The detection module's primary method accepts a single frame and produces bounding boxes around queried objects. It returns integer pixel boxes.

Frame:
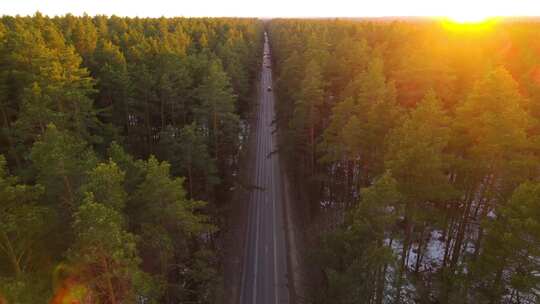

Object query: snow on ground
[384,263,417,304]
[424,230,445,269]
[388,229,446,272]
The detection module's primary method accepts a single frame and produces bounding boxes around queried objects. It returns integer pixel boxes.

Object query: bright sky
[0,0,539,18]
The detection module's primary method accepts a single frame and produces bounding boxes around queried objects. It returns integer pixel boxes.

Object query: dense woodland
[269,19,540,303]
[0,13,263,303]
[3,13,540,304]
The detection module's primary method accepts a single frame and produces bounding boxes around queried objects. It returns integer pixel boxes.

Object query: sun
[443,3,497,24]
[440,13,499,32]
[447,13,491,23]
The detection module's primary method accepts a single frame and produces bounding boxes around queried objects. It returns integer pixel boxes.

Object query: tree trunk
[213,111,219,160]
[123,95,131,144]
[450,191,473,270]
[490,261,506,304]
[310,122,315,177]
[161,93,165,130]
[344,159,349,206]
[0,233,22,278]
[376,237,392,304]
[414,226,426,273]
[188,163,193,198]
[0,106,22,170]
[145,95,152,155]
[61,160,75,207]
[101,255,118,304]
[401,206,414,271]
[443,215,455,268]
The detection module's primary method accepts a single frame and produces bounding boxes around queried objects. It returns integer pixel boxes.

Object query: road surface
[239,33,289,304]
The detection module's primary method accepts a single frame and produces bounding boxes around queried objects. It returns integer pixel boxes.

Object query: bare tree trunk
[0,233,22,278]
[443,215,455,268]
[0,106,22,169]
[213,111,218,160]
[310,123,315,177]
[101,255,118,304]
[376,237,393,304]
[490,261,506,304]
[145,95,152,155]
[401,209,413,271]
[188,163,193,198]
[450,191,473,270]
[61,160,75,207]
[161,96,165,130]
[414,226,426,273]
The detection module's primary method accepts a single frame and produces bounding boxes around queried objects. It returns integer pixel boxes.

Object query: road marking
[265,54,279,304]
[252,94,263,304]
[240,37,285,304]
[253,196,260,304]
[252,67,264,303]
[239,184,252,304]
[270,112,279,304]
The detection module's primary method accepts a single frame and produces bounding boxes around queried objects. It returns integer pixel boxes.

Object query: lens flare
[50,278,89,304]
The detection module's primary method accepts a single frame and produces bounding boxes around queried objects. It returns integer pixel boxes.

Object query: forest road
[239,33,290,304]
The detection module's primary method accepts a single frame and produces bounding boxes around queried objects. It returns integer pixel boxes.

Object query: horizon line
[1,11,540,20]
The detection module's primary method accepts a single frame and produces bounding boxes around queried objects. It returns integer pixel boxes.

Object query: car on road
[266,65,271,68]
[267,86,272,91]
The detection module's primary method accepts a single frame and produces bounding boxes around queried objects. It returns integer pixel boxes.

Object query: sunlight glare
[447,13,491,23]
[443,2,497,24]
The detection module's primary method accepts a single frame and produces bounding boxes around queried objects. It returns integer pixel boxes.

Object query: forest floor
[280,152,308,303]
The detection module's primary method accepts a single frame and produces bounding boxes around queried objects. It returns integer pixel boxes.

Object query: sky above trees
[0,0,539,18]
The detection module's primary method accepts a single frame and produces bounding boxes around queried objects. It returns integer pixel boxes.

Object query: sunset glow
[2,0,540,303]
[446,13,491,23]
[0,0,539,17]
[439,16,499,32]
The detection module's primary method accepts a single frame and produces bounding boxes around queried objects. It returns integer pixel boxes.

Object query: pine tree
[93,39,131,135]
[30,124,97,209]
[194,58,239,164]
[70,193,144,304]
[158,123,218,199]
[0,155,47,278]
[11,23,98,144]
[449,67,534,270]
[315,172,401,304]
[291,59,325,176]
[385,90,452,203]
[472,181,540,303]
[131,156,214,302]
[79,160,127,211]
[385,91,454,270]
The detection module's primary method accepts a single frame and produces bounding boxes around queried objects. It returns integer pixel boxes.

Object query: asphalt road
[239,33,289,304]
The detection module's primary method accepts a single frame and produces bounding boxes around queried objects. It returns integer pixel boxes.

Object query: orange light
[50,277,89,304]
[439,17,499,32]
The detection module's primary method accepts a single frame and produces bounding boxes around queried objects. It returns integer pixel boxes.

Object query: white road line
[253,89,263,304]
[253,66,264,304]
[239,181,252,304]
[241,36,282,304]
[250,55,266,304]
[270,99,279,304]
[253,194,260,304]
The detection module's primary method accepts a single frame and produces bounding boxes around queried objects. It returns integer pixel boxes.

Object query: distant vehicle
[267,86,272,91]
[266,65,271,68]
